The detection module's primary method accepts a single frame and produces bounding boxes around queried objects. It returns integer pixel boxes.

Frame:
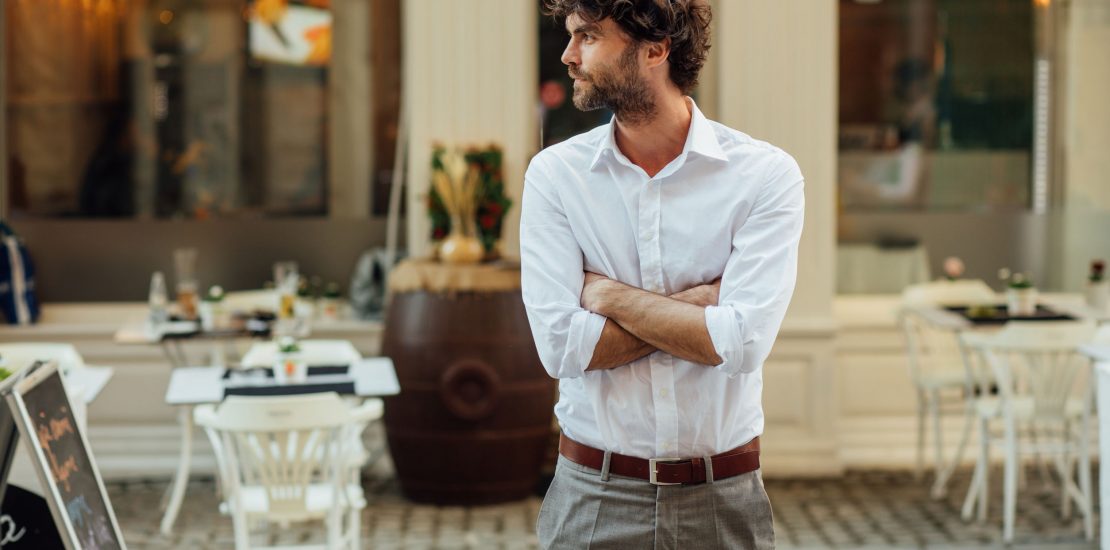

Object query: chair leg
[963,417,988,521]
[327,509,342,550]
[929,392,945,485]
[1058,451,1073,520]
[231,507,251,550]
[978,419,991,523]
[1003,429,1018,543]
[936,400,975,500]
[349,505,362,550]
[1079,426,1094,541]
[916,393,927,481]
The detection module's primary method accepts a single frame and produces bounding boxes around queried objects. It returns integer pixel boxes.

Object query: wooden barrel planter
[382,262,555,505]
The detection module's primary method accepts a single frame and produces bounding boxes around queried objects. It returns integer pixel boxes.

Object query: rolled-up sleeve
[519,157,606,379]
[704,154,805,377]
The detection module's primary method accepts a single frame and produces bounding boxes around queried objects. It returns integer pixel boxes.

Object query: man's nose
[561,41,577,66]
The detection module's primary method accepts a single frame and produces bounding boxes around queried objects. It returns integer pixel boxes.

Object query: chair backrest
[973,321,1097,420]
[901,279,997,306]
[196,393,353,519]
[899,280,995,387]
[0,343,84,373]
[901,309,966,386]
[1093,324,1110,344]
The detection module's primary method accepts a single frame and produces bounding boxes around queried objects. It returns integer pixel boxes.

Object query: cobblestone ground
[109,455,1099,549]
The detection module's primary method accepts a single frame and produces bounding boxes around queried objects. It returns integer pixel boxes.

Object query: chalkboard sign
[0,385,18,509]
[5,362,125,550]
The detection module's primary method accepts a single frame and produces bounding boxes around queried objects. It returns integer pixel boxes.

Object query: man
[520,1,804,548]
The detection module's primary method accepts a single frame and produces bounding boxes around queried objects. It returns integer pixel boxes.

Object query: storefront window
[3,0,398,219]
[839,0,1034,211]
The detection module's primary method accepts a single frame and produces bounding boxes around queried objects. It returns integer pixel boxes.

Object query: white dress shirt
[520,99,804,459]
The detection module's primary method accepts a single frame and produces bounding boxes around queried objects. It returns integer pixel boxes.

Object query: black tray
[224,381,356,397]
[222,365,350,379]
[944,304,1076,325]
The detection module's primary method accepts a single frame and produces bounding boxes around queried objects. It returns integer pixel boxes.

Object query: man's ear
[644,37,671,69]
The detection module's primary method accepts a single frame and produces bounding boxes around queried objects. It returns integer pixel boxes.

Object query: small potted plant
[1087,259,1108,312]
[274,336,307,384]
[198,285,225,332]
[1002,269,1037,317]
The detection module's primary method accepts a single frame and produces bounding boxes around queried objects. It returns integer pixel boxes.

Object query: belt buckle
[648,457,683,486]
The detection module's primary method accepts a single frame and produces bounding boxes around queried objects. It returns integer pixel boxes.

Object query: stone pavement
[108,455,1099,549]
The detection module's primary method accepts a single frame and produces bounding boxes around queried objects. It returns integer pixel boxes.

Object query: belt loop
[600,451,612,482]
[704,455,714,484]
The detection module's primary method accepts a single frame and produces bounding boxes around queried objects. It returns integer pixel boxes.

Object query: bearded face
[568,42,657,124]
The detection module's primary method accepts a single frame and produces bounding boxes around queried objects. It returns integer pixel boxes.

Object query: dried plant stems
[433,149,481,237]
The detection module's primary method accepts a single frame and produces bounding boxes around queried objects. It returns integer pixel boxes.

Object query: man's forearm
[592,281,722,366]
[586,319,656,371]
[584,279,720,370]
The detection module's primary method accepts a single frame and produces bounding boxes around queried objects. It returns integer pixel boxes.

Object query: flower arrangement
[943,256,965,281]
[997,268,1033,289]
[427,145,511,259]
[1088,259,1109,311]
[1090,260,1105,283]
[278,336,301,354]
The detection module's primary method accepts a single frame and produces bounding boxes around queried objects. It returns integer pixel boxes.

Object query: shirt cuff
[704,305,746,377]
[564,310,607,377]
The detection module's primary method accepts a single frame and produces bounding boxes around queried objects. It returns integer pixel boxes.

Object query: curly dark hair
[543,0,712,94]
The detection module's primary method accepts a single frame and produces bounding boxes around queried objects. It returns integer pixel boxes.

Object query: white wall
[403,0,539,260]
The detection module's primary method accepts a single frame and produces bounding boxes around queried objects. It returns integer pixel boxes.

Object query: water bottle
[149,271,169,325]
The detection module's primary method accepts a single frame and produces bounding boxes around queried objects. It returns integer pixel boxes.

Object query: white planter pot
[274,354,307,384]
[1007,287,1038,317]
[1087,281,1110,312]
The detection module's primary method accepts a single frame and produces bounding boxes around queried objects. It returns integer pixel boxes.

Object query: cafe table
[901,296,1105,496]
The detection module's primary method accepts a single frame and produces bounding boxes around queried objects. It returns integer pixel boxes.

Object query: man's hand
[671,278,722,307]
[581,272,613,312]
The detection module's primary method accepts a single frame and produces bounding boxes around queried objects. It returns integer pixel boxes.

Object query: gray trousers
[536,455,775,549]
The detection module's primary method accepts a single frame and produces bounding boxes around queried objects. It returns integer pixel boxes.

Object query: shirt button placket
[643,179,678,455]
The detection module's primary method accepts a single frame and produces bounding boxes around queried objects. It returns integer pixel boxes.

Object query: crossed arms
[581,273,723,370]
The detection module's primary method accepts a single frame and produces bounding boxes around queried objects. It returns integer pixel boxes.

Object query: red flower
[487,202,502,216]
[432,227,447,239]
[480,215,496,230]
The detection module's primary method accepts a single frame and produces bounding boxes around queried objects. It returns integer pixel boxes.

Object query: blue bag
[0,222,40,325]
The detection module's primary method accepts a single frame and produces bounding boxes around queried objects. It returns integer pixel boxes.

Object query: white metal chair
[898,279,997,497]
[195,393,381,550]
[238,340,385,476]
[959,321,1096,543]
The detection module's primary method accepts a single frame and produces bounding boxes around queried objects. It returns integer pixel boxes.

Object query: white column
[328,0,373,218]
[714,1,841,475]
[1060,0,1110,290]
[402,0,539,259]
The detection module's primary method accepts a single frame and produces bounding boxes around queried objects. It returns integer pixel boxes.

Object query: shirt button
[659,388,669,398]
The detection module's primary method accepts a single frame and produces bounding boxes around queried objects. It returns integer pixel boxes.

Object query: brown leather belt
[559,434,760,485]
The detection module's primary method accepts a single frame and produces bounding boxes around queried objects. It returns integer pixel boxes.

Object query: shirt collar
[589,97,728,171]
